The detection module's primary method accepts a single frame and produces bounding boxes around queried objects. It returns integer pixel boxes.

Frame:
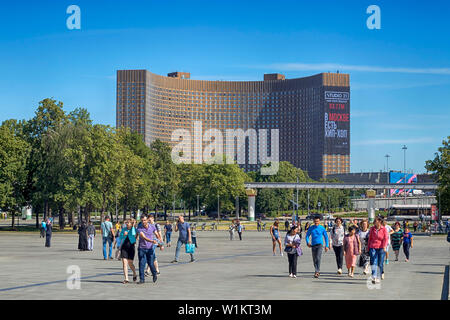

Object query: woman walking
[358,220,371,275]
[78,221,88,251]
[343,225,361,277]
[270,219,283,256]
[120,219,138,284]
[284,225,302,278]
[229,221,236,240]
[329,217,345,274]
[402,226,413,262]
[368,217,389,284]
[391,222,403,261]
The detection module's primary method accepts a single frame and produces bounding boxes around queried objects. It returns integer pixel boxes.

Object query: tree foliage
[425,136,450,214]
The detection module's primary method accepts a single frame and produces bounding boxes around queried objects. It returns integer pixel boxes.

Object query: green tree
[255,162,309,216]
[88,125,126,222]
[0,122,30,228]
[150,140,180,215]
[425,136,450,215]
[24,98,67,227]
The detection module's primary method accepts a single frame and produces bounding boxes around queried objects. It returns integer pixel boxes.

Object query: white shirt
[330,225,345,246]
[285,233,301,246]
[384,225,393,246]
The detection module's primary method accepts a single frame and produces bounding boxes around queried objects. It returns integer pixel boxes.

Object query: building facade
[116,70,350,179]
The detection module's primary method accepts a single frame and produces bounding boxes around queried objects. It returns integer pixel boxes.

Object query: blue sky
[0,0,449,174]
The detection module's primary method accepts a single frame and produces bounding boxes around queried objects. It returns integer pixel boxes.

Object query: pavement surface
[0,230,448,300]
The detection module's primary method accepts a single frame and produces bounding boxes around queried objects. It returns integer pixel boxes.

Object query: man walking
[45,218,52,247]
[171,215,195,263]
[236,220,243,241]
[87,221,96,251]
[305,215,329,278]
[137,214,158,284]
[101,216,115,260]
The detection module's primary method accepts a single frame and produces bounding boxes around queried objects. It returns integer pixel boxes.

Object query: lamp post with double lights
[402,145,407,204]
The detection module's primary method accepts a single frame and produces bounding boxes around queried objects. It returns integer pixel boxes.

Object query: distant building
[326,171,437,195]
[326,171,436,184]
[117,69,350,179]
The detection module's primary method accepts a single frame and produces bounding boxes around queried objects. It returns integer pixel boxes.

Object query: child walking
[343,225,361,277]
[402,227,413,262]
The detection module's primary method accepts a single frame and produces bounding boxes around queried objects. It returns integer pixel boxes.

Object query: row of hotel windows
[117,85,321,100]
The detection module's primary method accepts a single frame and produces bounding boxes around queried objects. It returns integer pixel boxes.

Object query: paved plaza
[0,230,448,300]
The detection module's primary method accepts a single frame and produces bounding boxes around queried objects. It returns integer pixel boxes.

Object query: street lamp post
[296,177,299,220]
[217,194,220,225]
[196,195,200,224]
[385,154,390,201]
[402,145,407,204]
[173,194,176,222]
[307,189,310,216]
[115,194,118,223]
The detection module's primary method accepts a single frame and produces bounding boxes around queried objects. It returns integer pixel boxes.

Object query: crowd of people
[276,215,415,284]
[38,212,422,286]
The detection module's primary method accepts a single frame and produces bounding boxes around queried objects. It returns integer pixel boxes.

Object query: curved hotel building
[116,70,350,179]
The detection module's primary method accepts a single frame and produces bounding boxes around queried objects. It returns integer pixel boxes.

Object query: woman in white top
[284,225,301,278]
[358,220,371,274]
[329,217,345,274]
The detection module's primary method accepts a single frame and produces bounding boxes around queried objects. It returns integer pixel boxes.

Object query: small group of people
[329,217,370,277]
[77,221,96,251]
[229,219,243,241]
[98,214,196,284]
[40,218,53,247]
[273,214,414,284]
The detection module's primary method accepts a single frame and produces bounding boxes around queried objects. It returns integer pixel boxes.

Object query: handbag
[185,243,195,254]
[358,253,369,267]
[284,246,294,254]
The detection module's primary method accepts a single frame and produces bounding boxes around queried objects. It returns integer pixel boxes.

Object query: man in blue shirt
[101,216,115,260]
[306,215,329,278]
[171,215,195,263]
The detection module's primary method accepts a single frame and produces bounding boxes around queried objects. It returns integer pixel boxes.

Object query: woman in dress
[120,219,138,284]
[77,221,88,251]
[343,225,361,277]
[270,219,283,256]
[391,222,403,261]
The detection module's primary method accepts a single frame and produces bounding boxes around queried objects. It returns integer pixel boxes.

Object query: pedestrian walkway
[0,231,447,299]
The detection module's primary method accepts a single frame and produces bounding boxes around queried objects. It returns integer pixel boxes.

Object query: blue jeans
[138,247,156,282]
[175,239,194,261]
[102,237,113,259]
[369,248,386,279]
[166,232,172,244]
[311,244,323,273]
